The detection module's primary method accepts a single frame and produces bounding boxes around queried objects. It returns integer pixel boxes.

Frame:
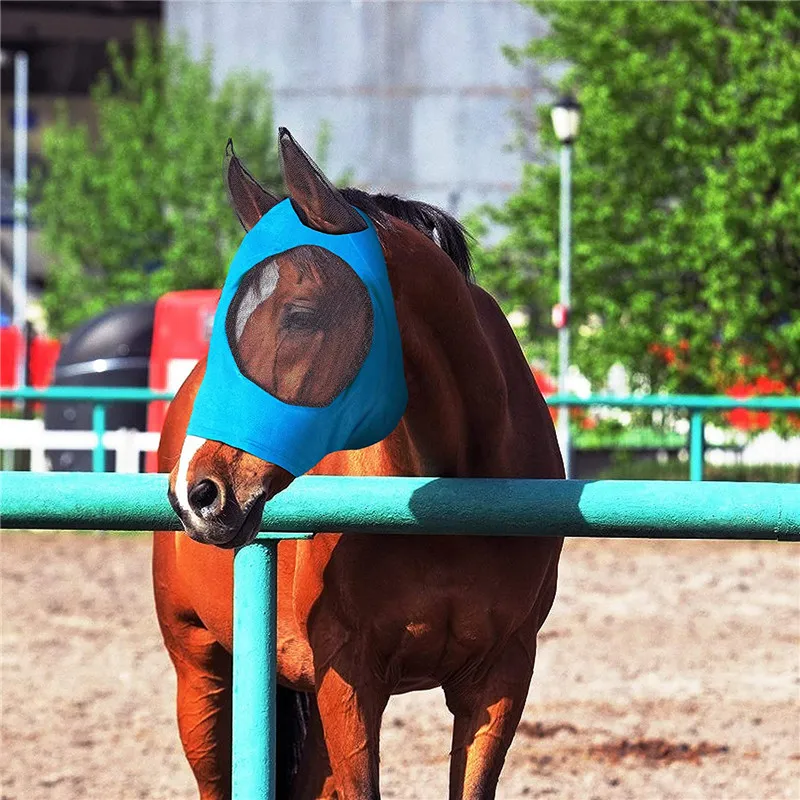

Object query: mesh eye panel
[226,245,374,408]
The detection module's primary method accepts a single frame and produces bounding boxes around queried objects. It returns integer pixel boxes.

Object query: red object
[551,304,568,329]
[532,369,558,422]
[0,326,23,388]
[145,290,221,472]
[532,369,557,396]
[28,336,61,389]
[725,377,791,431]
[1,328,60,412]
[0,327,61,389]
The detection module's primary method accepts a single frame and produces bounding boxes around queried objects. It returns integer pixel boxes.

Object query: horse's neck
[379,233,524,479]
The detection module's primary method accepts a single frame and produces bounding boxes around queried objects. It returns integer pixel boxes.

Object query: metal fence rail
[3,387,799,480]
[2,472,799,799]
[1,387,171,472]
[546,393,800,480]
[3,472,800,540]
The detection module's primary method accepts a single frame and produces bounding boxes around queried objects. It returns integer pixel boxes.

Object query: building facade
[166,0,555,217]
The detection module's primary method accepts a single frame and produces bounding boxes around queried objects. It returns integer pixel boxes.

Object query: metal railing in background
[0,387,172,472]
[2,387,800,479]
[547,393,800,480]
[2,471,799,799]
[1,418,160,472]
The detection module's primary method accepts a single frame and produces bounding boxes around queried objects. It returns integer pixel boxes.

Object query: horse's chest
[358,592,525,692]
[296,535,551,689]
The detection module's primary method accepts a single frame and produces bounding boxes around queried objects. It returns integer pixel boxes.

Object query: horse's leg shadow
[289,694,338,800]
[443,636,537,800]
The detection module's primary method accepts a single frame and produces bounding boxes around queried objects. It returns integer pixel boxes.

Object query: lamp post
[551,95,581,478]
[12,50,29,390]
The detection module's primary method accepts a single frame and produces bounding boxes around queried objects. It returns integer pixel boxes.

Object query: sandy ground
[2,532,798,800]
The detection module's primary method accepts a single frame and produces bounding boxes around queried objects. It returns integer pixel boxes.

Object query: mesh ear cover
[226,246,374,407]
[225,140,280,230]
[278,129,367,234]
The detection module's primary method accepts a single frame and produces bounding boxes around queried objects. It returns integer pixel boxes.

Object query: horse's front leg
[154,533,233,800]
[443,635,537,800]
[311,628,389,799]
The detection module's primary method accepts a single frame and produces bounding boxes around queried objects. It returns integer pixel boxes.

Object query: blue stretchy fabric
[187,198,407,476]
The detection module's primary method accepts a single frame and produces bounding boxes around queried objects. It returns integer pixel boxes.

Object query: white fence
[0,418,160,473]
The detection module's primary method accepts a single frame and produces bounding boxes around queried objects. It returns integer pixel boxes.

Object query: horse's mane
[340,187,473,281]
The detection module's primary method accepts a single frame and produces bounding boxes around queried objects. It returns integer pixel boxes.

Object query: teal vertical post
[92,404,106,473]
[689,411,705,482]
[233,541,277,800]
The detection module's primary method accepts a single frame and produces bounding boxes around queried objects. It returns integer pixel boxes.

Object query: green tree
[473,0,800,396]
[36,26,281,335]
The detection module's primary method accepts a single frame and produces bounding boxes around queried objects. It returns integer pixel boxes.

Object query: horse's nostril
[188,479,220,515]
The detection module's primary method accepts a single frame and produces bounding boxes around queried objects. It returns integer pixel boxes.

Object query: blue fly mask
[187,133,407,476]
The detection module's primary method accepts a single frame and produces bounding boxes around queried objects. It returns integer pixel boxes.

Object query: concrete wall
[165,0,555,217]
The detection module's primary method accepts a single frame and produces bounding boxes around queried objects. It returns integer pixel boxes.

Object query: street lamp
[551,94,581,477]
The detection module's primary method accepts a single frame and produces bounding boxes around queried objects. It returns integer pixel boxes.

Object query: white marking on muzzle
[175,435,207,513]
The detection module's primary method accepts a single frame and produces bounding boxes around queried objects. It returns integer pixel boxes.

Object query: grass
[596,455,799,483]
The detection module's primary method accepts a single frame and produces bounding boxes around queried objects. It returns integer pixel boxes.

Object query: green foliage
[36,26,281,335]
[573,425,685,451]
[473,1,800,395]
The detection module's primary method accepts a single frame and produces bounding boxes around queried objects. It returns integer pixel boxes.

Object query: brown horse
[153,129,564,799]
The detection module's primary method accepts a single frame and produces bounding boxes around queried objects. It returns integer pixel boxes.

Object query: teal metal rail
[1,387,172,473]
[3,472,800,539]
[2,472,799,799]
[3,387,800,480]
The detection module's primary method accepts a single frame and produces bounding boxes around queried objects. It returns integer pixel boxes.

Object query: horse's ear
[225,139,280,231]
[278,127,366,234]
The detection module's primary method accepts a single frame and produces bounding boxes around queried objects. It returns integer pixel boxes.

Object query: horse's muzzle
[168,439,294,549]
[168,481,267,549]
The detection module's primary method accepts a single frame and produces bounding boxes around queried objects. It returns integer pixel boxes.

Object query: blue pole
[0,387,173,402]
[2,387,799,413]
[233,541,277,800]
[690,411,705,482]
[92,404,106,473]
[545,394,800,411]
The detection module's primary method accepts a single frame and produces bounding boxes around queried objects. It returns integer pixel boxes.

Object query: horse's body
[153,131,564,799]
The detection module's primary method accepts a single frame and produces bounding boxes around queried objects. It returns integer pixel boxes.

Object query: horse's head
[168,129,409,547]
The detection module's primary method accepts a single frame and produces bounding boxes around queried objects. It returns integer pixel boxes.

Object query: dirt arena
[2,532,798,800]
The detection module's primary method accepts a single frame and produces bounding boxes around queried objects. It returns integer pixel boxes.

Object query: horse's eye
[282,307,320,332]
